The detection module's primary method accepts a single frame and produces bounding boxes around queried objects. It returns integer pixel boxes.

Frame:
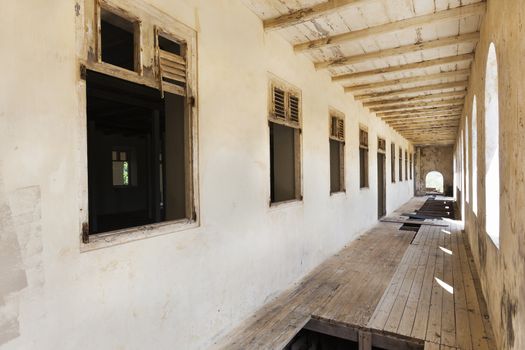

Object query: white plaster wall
[0,1,414,349]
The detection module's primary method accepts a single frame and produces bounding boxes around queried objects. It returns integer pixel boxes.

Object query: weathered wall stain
[0,181,27,345]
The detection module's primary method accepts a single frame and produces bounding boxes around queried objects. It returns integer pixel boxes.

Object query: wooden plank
[333,54,474,82]
[440,228,456,347]
[263,0,374,30]
[354,81,468,100]
[370,99,465,113]
[315,32,480,70]
[359,331,372,350]
[425,226,445,345]
[362,91,467,107]
[295,3,485,52]
[345,70,470,92]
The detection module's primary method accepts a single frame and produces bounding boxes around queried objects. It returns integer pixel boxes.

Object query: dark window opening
[158,35,181,55]
[405,151,408,181]
[330,139,344,193]
[270,122,300,203]
[360,147,369,188]
[87,70,189,235]
[399,149,403,182]
[101,9,136,71]
[391,143,396,183]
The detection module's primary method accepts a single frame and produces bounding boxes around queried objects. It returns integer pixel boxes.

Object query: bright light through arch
[484,43,500,248]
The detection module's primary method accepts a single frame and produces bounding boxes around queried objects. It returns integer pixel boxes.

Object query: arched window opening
[426,171,444,193]
[465,116,469,203]
[472,96,478,215]
[485,43,500,247]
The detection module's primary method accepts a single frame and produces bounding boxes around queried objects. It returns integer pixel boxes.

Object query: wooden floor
[214,197,496,350]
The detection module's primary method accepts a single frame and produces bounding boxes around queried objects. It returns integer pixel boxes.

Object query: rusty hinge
[189,96,196,108]
[80,64,87,80]
[81,222,90,244]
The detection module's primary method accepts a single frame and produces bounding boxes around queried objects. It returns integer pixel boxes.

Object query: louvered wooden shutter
[360,129,368,148]
[156,30,187,97]
[288,93,300,125]
[378,138,386,151]
[330,116,345,141]
[272,86,286,120]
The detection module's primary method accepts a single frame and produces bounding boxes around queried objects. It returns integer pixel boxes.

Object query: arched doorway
[425,171,444,193]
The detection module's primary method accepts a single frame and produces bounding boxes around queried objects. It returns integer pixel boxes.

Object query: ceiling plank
[363,91,466,107]
[344,69,470,92]
[370,99,465,112]
[389,119,461,127]
[332,54,473,82]
[381,109,463,119]
[379,106,463,117]
[354,81,468,100]
[383,114,462,123]
[376,103,464,115]
[314,32,480,70]
[295,2,485,52]
[263,0,373,31]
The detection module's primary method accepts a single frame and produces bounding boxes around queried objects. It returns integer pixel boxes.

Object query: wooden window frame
[329,109,345,194]
[391,143,396,183]
[76,0,199,250]
[268,76,303,206]
[405,150,408,181]
[359,126,369,189]
[399,148,403,182]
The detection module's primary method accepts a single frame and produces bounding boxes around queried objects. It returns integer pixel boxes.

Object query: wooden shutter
[156,30,187,97]
[330,115,345,142]
[272,86,287,120]
[378,138,386,152]
[269,79,301,128]
[359,129,368,148]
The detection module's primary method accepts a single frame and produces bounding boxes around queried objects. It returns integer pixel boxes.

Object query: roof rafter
[295,2,485,52]
[363,91,467,108]
[379,106,463,117]
[263,0,374,30]
[315,32,479,70]
[345,69,470,92]
[332,54,474,82]
[354,81,468,100]
[370,99,465,112]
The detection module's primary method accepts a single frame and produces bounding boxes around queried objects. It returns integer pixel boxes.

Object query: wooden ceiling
[241,0,486,146]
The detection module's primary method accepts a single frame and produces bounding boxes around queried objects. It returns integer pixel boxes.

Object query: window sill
[80,218,199,252]
[269,199,303,211]
[330,191,346,197]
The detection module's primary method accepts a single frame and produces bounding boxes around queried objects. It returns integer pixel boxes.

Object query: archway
[425,171,444,193]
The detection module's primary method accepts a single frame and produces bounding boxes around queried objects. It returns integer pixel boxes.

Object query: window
[484,43,500,247]
[359,128,369,188]
[112,150,132,186]
[405,150,408,181]
[472,96,478,215]
[80,3,198,243]
[100,7,139,72]
[391,143,396,183]
[329,110,345,193]
[426,171,444,193]
[269,78,302,203]
[409,153,413,180]
[399,148,403,181]
[465,116,470,203]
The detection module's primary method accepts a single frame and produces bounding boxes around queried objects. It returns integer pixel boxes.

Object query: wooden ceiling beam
[345,69,470,92]
[370,99,465,112]
[263,0,373,31]
[389,119,461,127]
[354,81,468,100]
[332,54,474,82]
[295,2,485,52]
[379,107,462,118]
[381,109,463,119]
[363,91,466,108]
[384,114,461,123]
[377,104,464,116]
[315,32,479,70]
